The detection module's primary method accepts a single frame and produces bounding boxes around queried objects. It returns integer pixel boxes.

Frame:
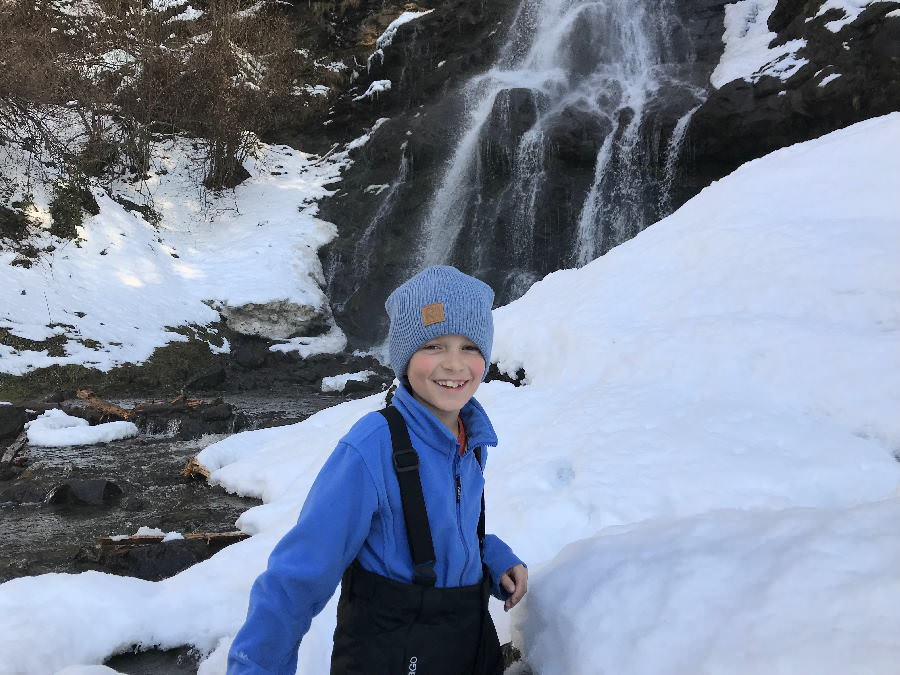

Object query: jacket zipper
[453,452,470,585]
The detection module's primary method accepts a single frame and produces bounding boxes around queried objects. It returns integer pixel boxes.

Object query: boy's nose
[441,350,465,371]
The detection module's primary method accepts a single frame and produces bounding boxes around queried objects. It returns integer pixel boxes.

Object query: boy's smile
[406,334,485,432]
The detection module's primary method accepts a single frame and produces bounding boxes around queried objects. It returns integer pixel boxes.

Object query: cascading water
[327,143,411,314]
[418,0,707,297]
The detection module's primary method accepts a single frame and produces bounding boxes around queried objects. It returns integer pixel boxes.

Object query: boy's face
[406,334,485,430]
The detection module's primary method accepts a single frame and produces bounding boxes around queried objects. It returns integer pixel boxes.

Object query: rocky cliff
[312,0,898,349]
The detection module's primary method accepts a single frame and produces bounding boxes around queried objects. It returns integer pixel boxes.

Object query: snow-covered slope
[0,134,344,376]
[1,113,898,675]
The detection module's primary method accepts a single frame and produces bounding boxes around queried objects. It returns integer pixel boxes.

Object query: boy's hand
[500,564,528,611]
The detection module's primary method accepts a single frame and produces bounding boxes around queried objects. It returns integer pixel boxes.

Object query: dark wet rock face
[129,399,247,440]
[46,479,123,507]
[0,405,26,441]
[0,482,46,504]
[80,538,213,581]
[688,0,900,191]
[317,0,898,351]
[318,0,522,347]
[320,0,724,348]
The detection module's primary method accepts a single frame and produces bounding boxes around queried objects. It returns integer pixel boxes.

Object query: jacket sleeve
[227,442,379,674]
[482,533,526,601]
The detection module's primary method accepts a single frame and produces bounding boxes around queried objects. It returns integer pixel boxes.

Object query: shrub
[49,180,98,239]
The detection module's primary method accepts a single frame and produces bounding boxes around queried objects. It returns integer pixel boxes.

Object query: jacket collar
[392,384,498,454]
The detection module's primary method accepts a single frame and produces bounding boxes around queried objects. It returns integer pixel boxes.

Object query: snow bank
[0,132,344,376]
[320,370,375,393]
[269,324,347,358]
[25,409,138,447]
[1,114,899,674]
[516,499,900,675]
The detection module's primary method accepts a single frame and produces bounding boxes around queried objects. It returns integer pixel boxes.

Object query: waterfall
[324,143,411,315]
[418,0,707,291]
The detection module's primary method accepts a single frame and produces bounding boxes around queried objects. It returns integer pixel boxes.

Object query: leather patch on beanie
[421,302,446,326]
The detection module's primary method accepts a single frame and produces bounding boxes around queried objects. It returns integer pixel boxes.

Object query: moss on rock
[0,336,223,402]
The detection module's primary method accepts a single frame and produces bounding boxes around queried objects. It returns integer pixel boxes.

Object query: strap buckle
[392,448,419,473]
[413,560,437,586]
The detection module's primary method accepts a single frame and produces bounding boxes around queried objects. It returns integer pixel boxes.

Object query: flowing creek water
[0,390,354,673]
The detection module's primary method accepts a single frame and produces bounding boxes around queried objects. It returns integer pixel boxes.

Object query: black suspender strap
[379,407,437,587]
[378,407,489,585]
[474,446,486,553]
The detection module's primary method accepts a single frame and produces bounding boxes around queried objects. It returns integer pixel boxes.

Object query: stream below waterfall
[0,390,353,673]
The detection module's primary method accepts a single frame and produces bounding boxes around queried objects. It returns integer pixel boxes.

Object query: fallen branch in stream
[181,457,211,480]
[96,531,248,549]
[0,431,27,475]
[75,389,132,419]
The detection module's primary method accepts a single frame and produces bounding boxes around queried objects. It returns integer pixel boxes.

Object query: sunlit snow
[0,111,897,674]
[25,409,138,448]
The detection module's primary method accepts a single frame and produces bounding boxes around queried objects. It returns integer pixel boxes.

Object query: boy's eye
[462,345,479,351]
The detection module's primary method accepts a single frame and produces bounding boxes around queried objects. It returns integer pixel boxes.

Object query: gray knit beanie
[385,265,494,380]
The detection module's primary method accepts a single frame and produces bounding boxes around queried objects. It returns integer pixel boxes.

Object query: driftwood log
[0,431,27,478]
[181,457,211,480]
[1,431,26,466]
[75,390,132,419]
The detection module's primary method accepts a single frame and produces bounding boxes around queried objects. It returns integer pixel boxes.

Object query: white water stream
[419,0,707,276]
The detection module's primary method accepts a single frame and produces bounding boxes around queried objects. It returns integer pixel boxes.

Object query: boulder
[89,538,210,581]
[46,479,123,507]
[0,405,26,441]
[184,364,227,391]
[220,300,330,341]
[0,482,46,504]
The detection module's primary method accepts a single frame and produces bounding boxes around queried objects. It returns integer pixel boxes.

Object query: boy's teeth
[436,380,464,388]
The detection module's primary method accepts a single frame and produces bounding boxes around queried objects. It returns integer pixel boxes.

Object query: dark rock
[105,646,199,674]
[130,398,238,439]
[485,364,527,387]
[545,105,612,167]
[688,0,900,190]
[41,390,69,404]
[479,88,543,176]
[232,341,269,370]
[0,405,26,440]
[122,495,148,511]
[768,0,807,35]
[185,365,227,391]
[501,642,530,672]
[199,403,233,423]
[0,482,46,504]
[174,417,204,441]
[0,205,30,239]
[341,377,384,395]
[88,538,210,581]
[47,479,123,506]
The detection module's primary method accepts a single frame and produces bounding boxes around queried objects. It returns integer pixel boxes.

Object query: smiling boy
[228,265,527,674]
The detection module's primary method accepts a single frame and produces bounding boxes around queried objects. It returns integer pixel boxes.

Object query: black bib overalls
[330,407,504,675]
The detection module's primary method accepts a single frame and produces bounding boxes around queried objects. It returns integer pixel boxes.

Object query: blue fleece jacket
[227,385,524,674]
